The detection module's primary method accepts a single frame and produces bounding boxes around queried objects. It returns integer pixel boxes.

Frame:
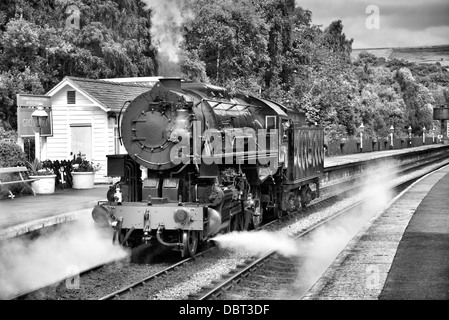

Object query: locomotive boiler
[92,78,324,257]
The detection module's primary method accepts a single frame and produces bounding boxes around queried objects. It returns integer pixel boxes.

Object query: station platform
[0,185,109,241]
[303,164,449,300]
[324,143,445,167]
[0,144,447,243]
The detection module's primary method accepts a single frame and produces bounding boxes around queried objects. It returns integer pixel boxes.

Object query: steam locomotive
[92,78,324,257]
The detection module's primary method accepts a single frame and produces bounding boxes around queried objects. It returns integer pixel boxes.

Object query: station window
[67,91,76,104]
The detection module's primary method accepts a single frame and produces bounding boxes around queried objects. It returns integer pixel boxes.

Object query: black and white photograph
[0,0,448,312]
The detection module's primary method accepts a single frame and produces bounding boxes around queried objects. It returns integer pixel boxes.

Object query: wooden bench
[0,166,37,199]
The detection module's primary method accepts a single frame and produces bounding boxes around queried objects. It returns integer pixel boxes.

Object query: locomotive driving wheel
[181,230,198,258]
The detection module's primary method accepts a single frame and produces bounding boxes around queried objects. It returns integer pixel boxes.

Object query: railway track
[189,170,441,300]
[98,246,216,300]
[11,151,449,300]
[97,156,449,300]
[9,174,343,300]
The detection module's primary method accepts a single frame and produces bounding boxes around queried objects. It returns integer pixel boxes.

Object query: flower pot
[30,175,56,194]
[72,172,95,189]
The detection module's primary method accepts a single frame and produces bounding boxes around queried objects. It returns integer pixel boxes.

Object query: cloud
[296,0,449,48]
[347,22,449,48]
[380,2,449,30]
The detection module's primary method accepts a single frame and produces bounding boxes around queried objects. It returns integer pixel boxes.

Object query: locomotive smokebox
[120,78,193,171]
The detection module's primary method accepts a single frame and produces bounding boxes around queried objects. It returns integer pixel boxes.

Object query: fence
[39,137,441,188]
[42,160,73,189]
[325,137,441,157]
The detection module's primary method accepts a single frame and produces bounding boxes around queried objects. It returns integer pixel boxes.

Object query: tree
[180,49,209,82]
[396,68,435,134]
[0,68,44,129]
[184,0,269,87]
[0,0,158,130]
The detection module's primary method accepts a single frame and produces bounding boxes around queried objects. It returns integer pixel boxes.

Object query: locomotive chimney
[159,77,182,90]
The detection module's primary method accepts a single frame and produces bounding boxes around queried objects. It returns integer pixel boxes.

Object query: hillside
[351,45,449,67]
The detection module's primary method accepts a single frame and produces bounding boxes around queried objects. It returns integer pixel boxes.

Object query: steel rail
[99,246,215,300]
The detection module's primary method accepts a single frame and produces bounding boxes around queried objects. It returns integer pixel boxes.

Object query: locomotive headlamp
[92,205,115,228]
[173,208,191,224]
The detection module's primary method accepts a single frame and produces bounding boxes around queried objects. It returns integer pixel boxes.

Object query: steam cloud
[287,160,397,299]
[212,161,397,299]
[141,0,195,76]
[0,216,129,299]
[212,230,301,257]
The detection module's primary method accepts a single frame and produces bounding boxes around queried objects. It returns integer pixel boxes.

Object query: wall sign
[17,94,53,137]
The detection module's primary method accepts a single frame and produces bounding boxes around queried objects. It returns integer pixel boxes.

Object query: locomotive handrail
[134,155,174,166]
[201,98,261,110]
[117,101,131,146]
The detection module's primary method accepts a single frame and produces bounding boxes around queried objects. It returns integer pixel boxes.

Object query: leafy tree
[180,49,209,83]
[0,0,446,144]
[0,0,158,130]
[396,67,434,134]
[0,68,44,129]
[184,0,269,86]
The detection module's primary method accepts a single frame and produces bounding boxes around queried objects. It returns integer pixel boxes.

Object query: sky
[297,0,449,48]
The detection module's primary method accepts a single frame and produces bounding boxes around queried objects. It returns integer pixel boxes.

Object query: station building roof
[46,76,157,112]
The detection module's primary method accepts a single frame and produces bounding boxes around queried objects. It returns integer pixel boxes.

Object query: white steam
[0,216,129,299]
[141,0,195,75]
[212,160,398,299]
[212,230,301,257]
[288,160,398,299]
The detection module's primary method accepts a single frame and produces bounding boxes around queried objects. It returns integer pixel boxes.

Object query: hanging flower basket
[72,172,95,189]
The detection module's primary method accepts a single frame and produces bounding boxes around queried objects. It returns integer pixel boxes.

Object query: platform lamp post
[389,125,394,149]
[31,104,49,161]
[422,126,426,145]
[359,123,364,153]
[408,126,412,148]
[432,124,436,143]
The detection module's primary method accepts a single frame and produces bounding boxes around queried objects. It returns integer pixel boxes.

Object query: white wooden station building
[38,77,160,183]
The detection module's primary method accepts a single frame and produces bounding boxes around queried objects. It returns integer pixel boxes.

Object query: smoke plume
[0,216,129,299]
[141,0,195,76]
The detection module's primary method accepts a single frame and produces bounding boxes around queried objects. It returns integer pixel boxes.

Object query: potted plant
[71,152,101,189]
[26,159,56,194]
